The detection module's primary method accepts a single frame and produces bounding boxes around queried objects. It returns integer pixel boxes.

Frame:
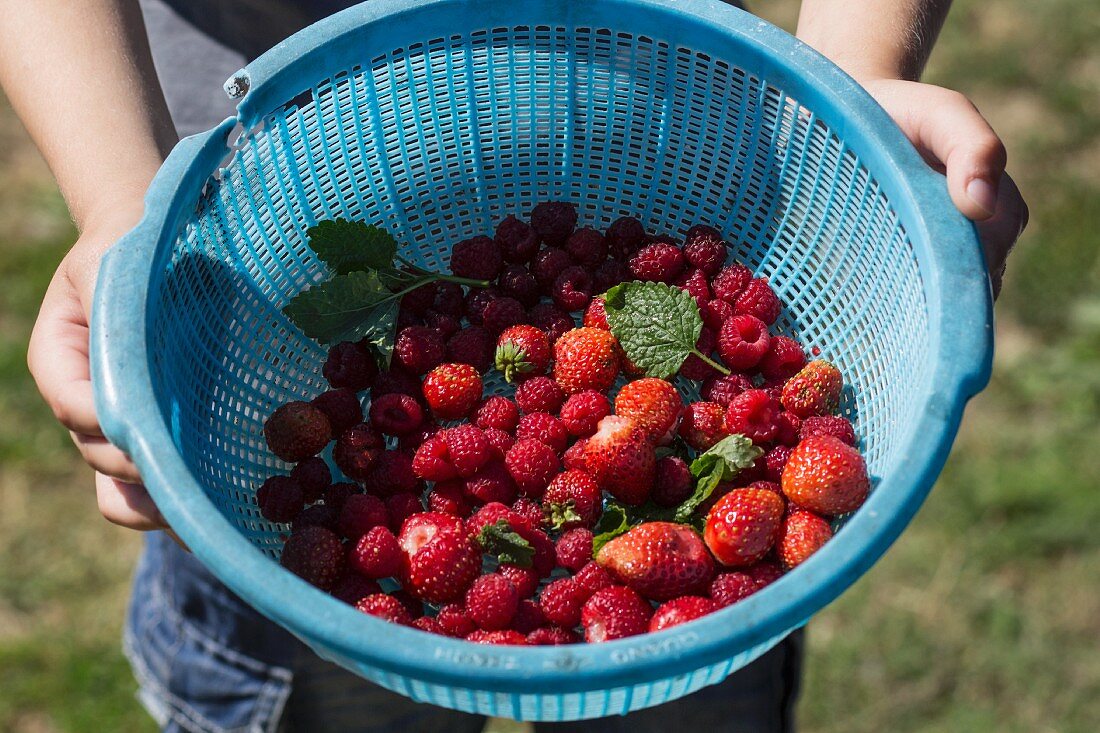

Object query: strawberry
[436,603,476,638]
[781,360,843,418]
[504,439,560,498]
[544,469,602,529]
[516,412,569,453]
[466,629,529,645]
[422,363,483,420]
[596,522,715,600]
[703,488,786,567]
[559,390,612,437]
[473,395,521,432]
[555,527,594,572]
[648,596,718,632]
[527,626,581,645]
[777,510,833,569]
[397,512,481,603]
[356,594,414,625]
[263,401,332,463]
[581,586,653,642]
[781,434,870,515]
[678,401,729,452]
[613,378,684,445]
[584,416,656,506]
[465,573,519,631]
[553,327,621,395]
[510,599,549,634]
[574,561,613,594]
[412,616,447,635]
[709,571,760,607]
[539,577,590,628]
[494,325,552,383]
[652,456,694,508]
[348,526,404,579]
[280,526,344,590]
[583,297,610,330]
[514,376,566,414]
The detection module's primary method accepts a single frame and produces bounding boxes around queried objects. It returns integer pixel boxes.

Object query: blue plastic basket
[90,0,993,720]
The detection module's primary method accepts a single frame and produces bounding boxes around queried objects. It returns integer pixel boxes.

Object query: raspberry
[515,377,566,415]
[332,423,384,481]
[465,573,519,631]
[463,461,517,505]
[763,445,794,483]
[436,603,476,637]
[423,363,483,420]
[256,475,304,523]
[356,593,414,625]
[412,616,446,635]
[510,497,544,532]
[499,564,540,599]
[311,389,364,434]
[371,367,424,404]
[511,599,548,634]
[440,425,493,477]
[280,526,344,590]
[574,561,613,594]
[527,626,581,645]
[800,415,857,446]
[450,235,503,280]
[652,456,694,508]
[393,326,446,375]
[735,277,782,325]
[581,586,653,642]
[412,434,456,482]
[290,457,331,502]
[565,227,608,268]
[717,314,772,371]
[628,242,685,282]
[322,341,378,391]
[555,528,594,572]
[710,262,752,304]
[559,390,612,437]
[400,281,437,316]
[701,298,735,331]
[395,307,420,333]
[463,288,499,326]
[539,577,591,628]
[432,281,465,313]
[294,503,339,531]
[675,267,712,309]
[553,328,620,395]
[337,493,389,540]
[530,201,578,246]
[505,439,560,498]
[495,325,552,383]
[481,296,526,335]
[428,479,473,517]
[497,264,540,307]
[385,492,423,531]
[679,326,721,381]
[605,215,648,260]
[552,265,594,312]
[368,393,424,436]
[724,389,783,444]
[592,258,631,293]
[495,214,539,263]
[396,420,438,453]
[528,303,575,344]
[349,525,404,579]
[702,373,754,406]
[775,411,802,447]
[678,401,729,452]
[582,298,609,330]
[323,481,361,511]
[474,396,521,431]
[683,224,726,275]
[745,560,784,588]
[391,589,426,620]
[365,450,419,496]
[264,401,332,463]
[709,571,760,607]
[561,438,589,471]
[516,412,569,453]
[445,326,495,373]
[466,630,528,645]
[483,427,515,460]
[649,596,718,632]
[531,247,574,290]
[330,573,382,606]
[759,336,807,382]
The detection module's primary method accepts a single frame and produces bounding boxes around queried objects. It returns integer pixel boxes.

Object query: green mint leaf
[545,500,585,532]
[592,502,633,556]
[674,435,764,522]
[477,520,535,568]
[307,219,398,275]
[356,297,401,369]
[604,281,704,379]
[282,270,394,345]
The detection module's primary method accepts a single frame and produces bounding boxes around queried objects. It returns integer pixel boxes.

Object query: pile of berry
[258,202,870,644]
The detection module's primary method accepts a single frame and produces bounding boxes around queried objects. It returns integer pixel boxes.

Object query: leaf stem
[692,349,731,376]
[393,255,488,289]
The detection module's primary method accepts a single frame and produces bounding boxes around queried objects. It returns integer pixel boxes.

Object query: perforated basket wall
[91,0,992,721]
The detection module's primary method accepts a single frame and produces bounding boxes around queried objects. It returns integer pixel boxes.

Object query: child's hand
[859,78,1029,296]
[27,210,168,531]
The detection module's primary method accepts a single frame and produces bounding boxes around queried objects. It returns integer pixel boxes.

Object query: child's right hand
[27,208,168,531]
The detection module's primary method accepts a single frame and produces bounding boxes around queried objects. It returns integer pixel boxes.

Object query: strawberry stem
[691,349,731,376]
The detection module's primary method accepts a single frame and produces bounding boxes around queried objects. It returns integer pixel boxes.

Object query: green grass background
[1,0,1097,731]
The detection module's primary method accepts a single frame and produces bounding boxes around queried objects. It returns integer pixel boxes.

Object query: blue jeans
[125,533,802,732]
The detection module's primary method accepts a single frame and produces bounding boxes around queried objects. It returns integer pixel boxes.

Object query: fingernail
[967,177,998,216]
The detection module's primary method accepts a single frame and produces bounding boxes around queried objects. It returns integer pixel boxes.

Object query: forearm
[0,0,176,231]
[795,0,952,81]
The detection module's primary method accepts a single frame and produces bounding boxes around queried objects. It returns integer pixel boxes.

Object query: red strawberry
[495,325,552,383]
[440,425,493,478]
[473,395,521,432]
[649,596,718,632]
[544,469,602,529]
[348,526,404,579]
[504,439,560,498]
[465,573,519,631]
[709,571,760,607]
[466,629,528,645]
[280,526,344,590]
[584,416,656,506]
[553,328,621,395]
[574,561,613,594]
[703,488,785,567]
[422,363,483,420]
[781,435,870,515]
[678,401,729,452]
[581,586,653,642]
[745,560,784,588]
[515,378,567,416]
[555,527,594,572]
[436,603,476,637]
[596,522,715,601]
[777,510,833,569]
[583,297,610,330]
[330,573,382,606]
[613,378,684,445]
[264,401,332,463]
[781,360,843,418]
[516,412,569,453]
[652,456,694,508]
[356,594,414,625]
[527,626,581,645]
[559,391,612,437]
[540,577,592,628]
[397,512,481,603]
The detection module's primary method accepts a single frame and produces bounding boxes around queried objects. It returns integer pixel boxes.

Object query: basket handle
[90,118,238,455]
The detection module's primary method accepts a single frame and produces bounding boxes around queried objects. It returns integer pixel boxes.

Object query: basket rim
[91,0,993,697]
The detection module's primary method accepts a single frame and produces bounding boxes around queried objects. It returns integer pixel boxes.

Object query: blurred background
[1,0,1097,731]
